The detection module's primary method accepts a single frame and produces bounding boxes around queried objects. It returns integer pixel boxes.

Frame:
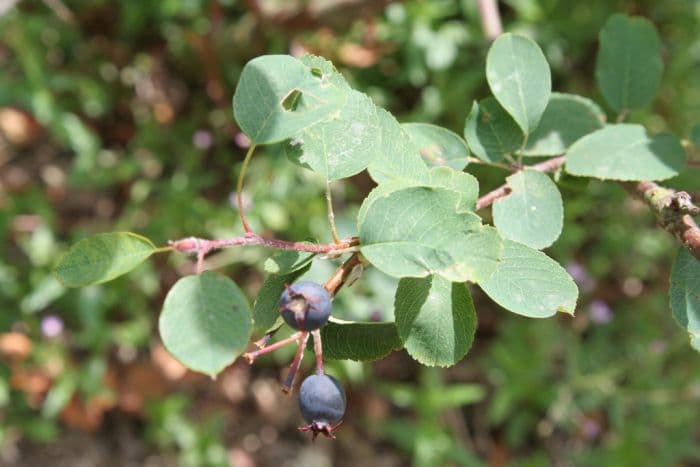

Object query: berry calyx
[298,373,346,440]
[279,281,332,331]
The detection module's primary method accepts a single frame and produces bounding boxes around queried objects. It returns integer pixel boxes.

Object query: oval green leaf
[669,248,700,351]
[159,272,252,377]
[486,33,551,135]
[479,240,578,318]
[522,93,605,156]
[395,276,476,367]
[286,89,382,181]
[316,319,403,361]
[359,186,502,282]
[402,122,470,171]
[263,250,315,275]
[493,170,563,249]
[595,14,663,113]
[464,98,523,163]
[565,124,686,181]
[233,55,349,144]
[54,232,155,287]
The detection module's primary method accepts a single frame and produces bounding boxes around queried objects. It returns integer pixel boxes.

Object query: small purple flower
[588,299,613,325]
[41,315,64,338]
[192,130,213,150]
[566,262,595,293]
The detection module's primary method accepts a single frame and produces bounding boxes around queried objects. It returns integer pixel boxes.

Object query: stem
[152,246,174,254]
[236,144,256,233]
[243,331,301,364]
[477,0,503,41]
[282,332,310,394]
[312,329,324,375]
[326,180,342,244]
[323,252,364,297]
[170,233,359,256]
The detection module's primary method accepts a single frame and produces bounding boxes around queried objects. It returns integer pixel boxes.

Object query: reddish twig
[323,252,364,297]
[477,0,503,41]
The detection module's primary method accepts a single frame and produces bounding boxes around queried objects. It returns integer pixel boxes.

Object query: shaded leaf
[479,240,578,318]
[395,276,476,367]
[316,319,403,361]
[159,272,252,377]
[486,33,551,135]
[565,124,686,181]
[464,98,523,163]
[54,232,155,287]
[595,14,663,112]
[493,170,563,249]
[264,250,315,275]
[522,93,605,156]
[402,122,470,170]
[669,248,700,351]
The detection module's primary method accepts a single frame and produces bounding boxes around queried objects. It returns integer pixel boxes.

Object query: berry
[279,281,332,331]
[298,373,346,440]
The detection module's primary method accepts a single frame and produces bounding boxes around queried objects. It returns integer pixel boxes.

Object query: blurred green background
[1,1,700,466]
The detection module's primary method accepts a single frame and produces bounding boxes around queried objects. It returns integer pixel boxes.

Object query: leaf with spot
[493,170,563,249]
[359,185,502,282]
[395,276,476,367]
[233,55,349,144]
[402,122,470,170]
[54,232,156,287]
[522,93,605,156]
[315,319,403,361]
[479,240,578,318]
[286,89,382,180]
[669,248,700,351]
[486,33,551,135]
[159,272,252,377]
[464,98,523,163]
[565,124,686,181]
[595,14,663,113]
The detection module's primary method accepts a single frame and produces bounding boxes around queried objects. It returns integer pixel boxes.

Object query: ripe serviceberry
[279,281,332,331]
[298,373,346,440]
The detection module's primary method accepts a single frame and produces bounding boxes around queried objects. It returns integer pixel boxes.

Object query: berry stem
[282,332,310,393]
[236,144,256,234]
[243,331,302,364]
[324,252,364,297]
[311,329,324,375]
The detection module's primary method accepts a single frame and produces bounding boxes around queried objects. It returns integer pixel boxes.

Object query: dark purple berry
[298,373,346,440]
[279,281,332,331]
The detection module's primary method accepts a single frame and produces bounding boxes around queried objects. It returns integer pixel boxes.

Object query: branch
[475,155,700,261]
[323,252,364,297]
[170,232,359,259]
[477,0,503,41]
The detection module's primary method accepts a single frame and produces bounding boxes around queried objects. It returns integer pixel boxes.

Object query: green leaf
[359,186,502,282]
[286,89,382,180]
[233,55,349,144]
[402,122,470,170]
[522,93,605,156]
[486,33,551,135]
[479,240,578,318]
[159,272,252,377]
[691,124,700,149]
[357,168,479,227]
[54,232,155,287]
[463,98,523,163]
[565,124,686,181]
[367,108,430,183]
[252,263,312,336]
[669,248,700,351]
[264,250,315,275]
[395,276,476,367]
[595,14,663,113]
[317,319,403,361]
[493,170,563,249]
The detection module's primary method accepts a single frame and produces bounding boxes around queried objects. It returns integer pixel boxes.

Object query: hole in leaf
[282,89,302,111]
